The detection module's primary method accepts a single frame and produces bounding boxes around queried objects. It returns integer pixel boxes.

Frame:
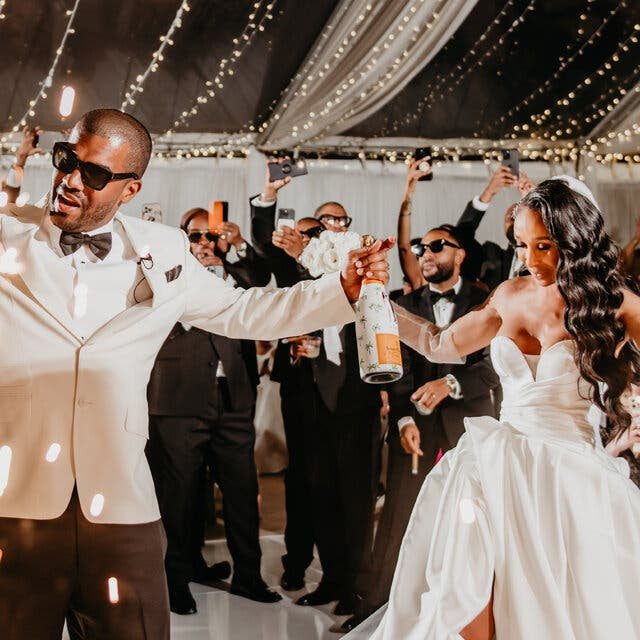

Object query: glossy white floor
[63,533,346,640]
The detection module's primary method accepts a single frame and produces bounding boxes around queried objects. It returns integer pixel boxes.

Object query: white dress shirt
[35,213,141,341]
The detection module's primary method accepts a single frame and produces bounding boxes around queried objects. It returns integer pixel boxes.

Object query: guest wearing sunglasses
[181,207,270,288]
[340,224,498,633]
[272,217,324,262]
[314,201,352,232]
[146,209,276,615]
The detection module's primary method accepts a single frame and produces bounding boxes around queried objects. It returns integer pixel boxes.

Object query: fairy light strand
[384,0,532,136]
[488,0,629,137]
[156,0,275,141]
[0,1,7,20]
[1,0,81,142]
[120,0,191,111]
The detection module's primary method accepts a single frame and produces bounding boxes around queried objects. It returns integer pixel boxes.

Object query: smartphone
[268,158,308,182]
[276,208,296,231]
[209,200,228,232]
[501,149,519,178]
[32,132,40,148]
[415,147,433,182]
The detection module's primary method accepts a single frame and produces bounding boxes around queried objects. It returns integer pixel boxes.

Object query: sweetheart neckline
[492,335,573,358]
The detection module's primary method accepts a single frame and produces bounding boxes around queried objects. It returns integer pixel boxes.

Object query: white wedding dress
[346,336,640,640]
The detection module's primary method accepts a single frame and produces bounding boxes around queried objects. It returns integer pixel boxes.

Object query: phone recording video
[268,158,308,182]
[276,208,296,231]
[209,200,228,232]
[501,149,519,178]
[415,147,433,182]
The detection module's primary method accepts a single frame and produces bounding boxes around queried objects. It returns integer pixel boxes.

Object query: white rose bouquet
[299,230,362,277]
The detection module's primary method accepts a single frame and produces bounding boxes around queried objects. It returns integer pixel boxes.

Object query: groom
[0,109,391,640]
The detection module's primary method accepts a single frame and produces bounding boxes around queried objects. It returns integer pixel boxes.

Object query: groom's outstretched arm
[181,235,394,341]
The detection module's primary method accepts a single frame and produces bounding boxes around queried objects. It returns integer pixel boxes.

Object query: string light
[259,0,455,146]
[0,1,7,20]
[254,1,379,140]
[156,1,275,141]
[488,0,629,137]
[59,85,76,117]
[1,0,81,143]
[120,1,191,111]
[384,0,534,136]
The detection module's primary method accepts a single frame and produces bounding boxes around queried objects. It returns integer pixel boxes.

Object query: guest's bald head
[71,109,152,178]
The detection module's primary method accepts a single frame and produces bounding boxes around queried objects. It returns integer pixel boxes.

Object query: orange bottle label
[376,333,402,366]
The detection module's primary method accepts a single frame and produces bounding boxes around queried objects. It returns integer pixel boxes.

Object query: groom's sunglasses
[411,239,462,257]
[52,142,139,191]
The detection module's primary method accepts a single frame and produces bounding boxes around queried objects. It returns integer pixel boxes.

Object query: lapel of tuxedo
[415,286,436,324]
[1,206,82,341]
[115,212,175,309]
[450,279,473,323]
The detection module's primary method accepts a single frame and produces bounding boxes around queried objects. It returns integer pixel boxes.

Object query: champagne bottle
[355,236,403,383]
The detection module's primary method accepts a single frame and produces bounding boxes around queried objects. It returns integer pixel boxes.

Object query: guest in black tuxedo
[146,208,278,616]
[341,225,499,632]
[249,162,362,593]
[292,322,381,615]
[456,166,537,290]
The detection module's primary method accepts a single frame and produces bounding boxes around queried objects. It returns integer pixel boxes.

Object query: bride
[347,178,640,640]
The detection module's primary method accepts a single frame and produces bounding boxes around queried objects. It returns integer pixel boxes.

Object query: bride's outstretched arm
[393,292,502,363]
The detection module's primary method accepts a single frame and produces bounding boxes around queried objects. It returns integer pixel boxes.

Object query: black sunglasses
[319,214,352,229]
[411,239,462,257]
[52,142,139,191]
[188,231,219,243]
[300,226,323,239]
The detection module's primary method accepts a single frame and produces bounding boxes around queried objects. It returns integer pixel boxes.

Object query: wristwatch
[444,374,459,396]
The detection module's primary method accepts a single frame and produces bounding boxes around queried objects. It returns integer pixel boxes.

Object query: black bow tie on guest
[59,231,112,261]
[429,289,456,303]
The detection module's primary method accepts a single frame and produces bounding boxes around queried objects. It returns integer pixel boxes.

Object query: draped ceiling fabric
[257,0,480,150]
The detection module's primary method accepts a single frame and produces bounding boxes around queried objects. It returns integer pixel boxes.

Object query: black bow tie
[59,231,112,261]
[430,289,456,303]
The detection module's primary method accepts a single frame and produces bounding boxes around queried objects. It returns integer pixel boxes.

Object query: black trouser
[304,390,379,598]
[0,488,169,640]
[279,380,315,578]
[356,432,442,615]
[147,392,261,588]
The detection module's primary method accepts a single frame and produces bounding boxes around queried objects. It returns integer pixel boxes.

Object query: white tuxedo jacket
[0,203,354,524]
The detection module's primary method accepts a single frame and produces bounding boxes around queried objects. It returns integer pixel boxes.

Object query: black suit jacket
[297,323,380,416]
[388,280,499,450]
[147,325,259,418]
[147,240,265,419]
[249,195,312,287]
[457,200,527,291]
[223,241,271,289]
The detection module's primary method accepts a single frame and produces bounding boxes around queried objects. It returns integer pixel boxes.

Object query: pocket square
[165,265,182,282]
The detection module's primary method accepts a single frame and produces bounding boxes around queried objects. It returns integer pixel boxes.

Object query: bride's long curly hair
[518,179,640,481]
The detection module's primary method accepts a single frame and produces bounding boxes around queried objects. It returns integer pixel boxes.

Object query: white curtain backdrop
[16,153,638,289]
[257,0,479,149]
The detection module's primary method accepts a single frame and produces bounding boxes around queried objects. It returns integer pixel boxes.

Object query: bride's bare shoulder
[491,276,536,307]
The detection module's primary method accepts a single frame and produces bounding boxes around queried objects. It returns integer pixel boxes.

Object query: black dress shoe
[333,596,358,616]
[280,571,305,591]
[295,586,341,607]
[194,561,231,584]
[338,613,370,633]
[168,582,197,615]
[230,579,282,603]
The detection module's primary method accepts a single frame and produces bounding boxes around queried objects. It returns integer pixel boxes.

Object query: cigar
[411,453,418,475]
[282,335,309,344]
